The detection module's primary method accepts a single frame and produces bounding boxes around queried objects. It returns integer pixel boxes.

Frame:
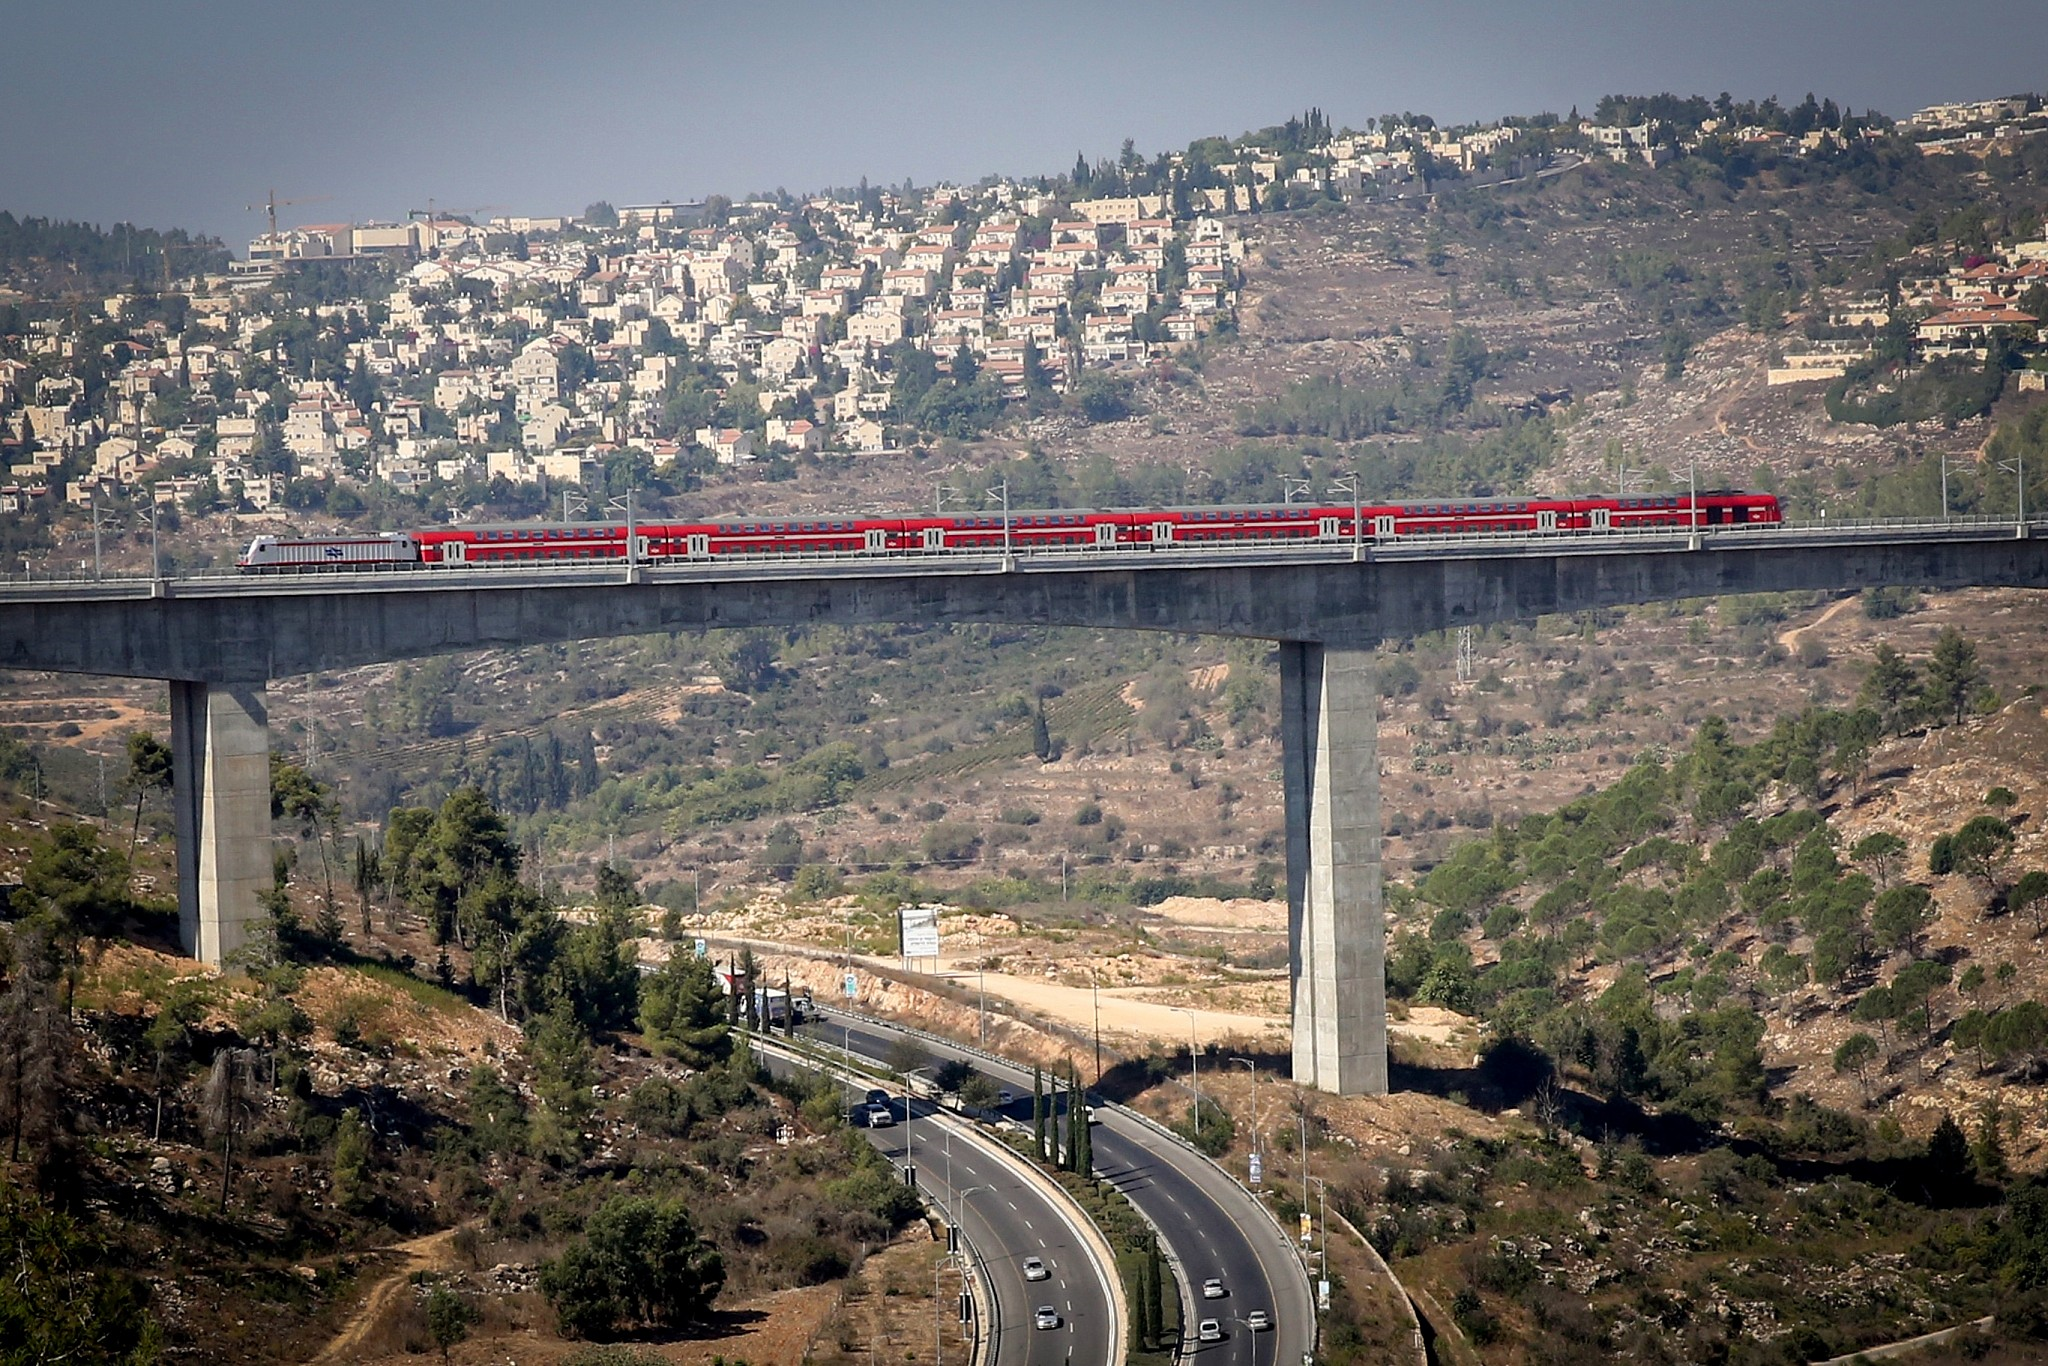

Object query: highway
[803,1008,1316,1366]
[756,1039,1117,1366]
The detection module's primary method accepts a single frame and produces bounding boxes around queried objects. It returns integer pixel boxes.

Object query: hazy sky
[8,0,2045,249]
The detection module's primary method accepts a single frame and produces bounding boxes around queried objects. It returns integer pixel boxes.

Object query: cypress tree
[1032,1065,1046,1159]
[1131,1260,1151,1352]
[1066,1063,1086,1175]
[1136,1245,1157,1346]
[1077,1085,1092,1176]
[1147,1237,1164,1344]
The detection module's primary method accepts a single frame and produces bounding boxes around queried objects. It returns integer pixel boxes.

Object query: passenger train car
[237,491,1781,571]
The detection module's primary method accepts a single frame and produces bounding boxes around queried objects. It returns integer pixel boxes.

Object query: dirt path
[935,960,1468,1048]
[968,967,1290,1045]
[1777,594,1857,653]
[309,1224,465,1365]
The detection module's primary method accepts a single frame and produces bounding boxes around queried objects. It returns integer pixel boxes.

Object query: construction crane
[244,189,330,256]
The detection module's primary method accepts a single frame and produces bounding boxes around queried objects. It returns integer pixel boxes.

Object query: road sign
[843,970,858,999]
[899,904,942,958]
[1248,1152,1262,1187]
[1299,1212,1312,1244]
[1319,1279,1331,1311]
[692,937,707,958]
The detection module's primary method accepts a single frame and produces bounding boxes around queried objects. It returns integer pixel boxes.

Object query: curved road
[805,1009,1315,1366]
[758,1041,1116,1366]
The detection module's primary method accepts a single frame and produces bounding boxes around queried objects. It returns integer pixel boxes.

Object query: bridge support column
[169,681,270,966]
[1280,641,1387,1095]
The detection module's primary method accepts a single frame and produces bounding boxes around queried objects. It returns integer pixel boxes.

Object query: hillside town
[0,178,1257,523]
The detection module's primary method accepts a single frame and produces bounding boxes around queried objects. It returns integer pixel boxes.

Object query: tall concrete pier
[169,682,271,965]
[6,522,2046,1093]
[1281,642,1386,1094]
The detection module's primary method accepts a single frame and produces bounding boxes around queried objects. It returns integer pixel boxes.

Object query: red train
[236,491,1781,571]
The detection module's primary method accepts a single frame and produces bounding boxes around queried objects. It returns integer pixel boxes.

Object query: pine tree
[1032,703,1053,761]
[1924,627,1985,725]
[1974,1101,2011,1186]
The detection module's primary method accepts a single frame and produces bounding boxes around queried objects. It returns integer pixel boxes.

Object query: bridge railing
[0,514,2037,591]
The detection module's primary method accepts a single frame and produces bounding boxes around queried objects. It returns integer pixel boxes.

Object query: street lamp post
[1231,1056,1259,1182]
[1308,1176,1329,1285]
[1299,1098,1311,1245]
[902,1065,934,1181]
[954,1183,983,1248]
[1170,1006,1199,1134]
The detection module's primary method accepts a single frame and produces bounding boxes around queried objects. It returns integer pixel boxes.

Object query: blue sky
[6,0,2045,247]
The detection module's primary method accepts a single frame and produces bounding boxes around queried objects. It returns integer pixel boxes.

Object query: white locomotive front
[237,534,422,571]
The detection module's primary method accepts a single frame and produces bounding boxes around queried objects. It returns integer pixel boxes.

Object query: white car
[864,1104,894,1128]
[1035,1305,1060,1330]
[997,1089,1015,1106]
[1198,1318,1223,1342]
[1202,1278,1225,1299]
[1022,1256,1050,1281]
[1246,1310,1271,1331]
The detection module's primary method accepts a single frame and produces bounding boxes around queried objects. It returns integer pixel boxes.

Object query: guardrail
[2,515,2038,597]
[815,1002,1316,1364]
[756,1027,1125,1366]
[753,1031,1003,1366]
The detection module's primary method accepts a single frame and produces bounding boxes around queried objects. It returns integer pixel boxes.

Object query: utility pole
[1998,448,2029,531]
[987,476,1012,566]
[1333,472,1363,559]
[135,504,161,580]
[91,497,102,579]
[1232,1056,1259,1181]
[1171,1006,1199,1134]
[1091,971,1102,1086]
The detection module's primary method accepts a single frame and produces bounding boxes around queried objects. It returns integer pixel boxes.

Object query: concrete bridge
[5,517,2044,1095]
